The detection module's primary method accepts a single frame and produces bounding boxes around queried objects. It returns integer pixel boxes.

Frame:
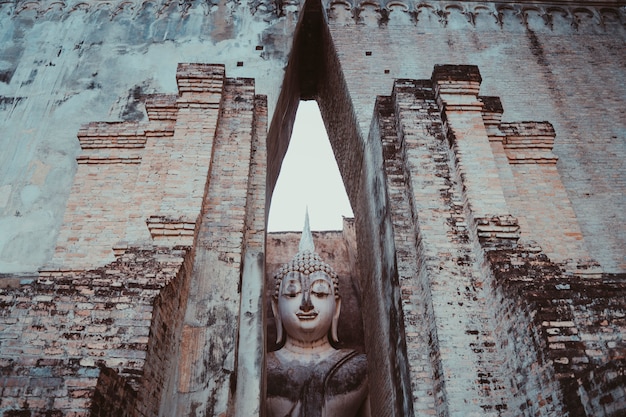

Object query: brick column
[482,96,595,271]
[375,88,436,416]
[499,122,594,270]
[432,65,519,248]
[171,76,260,415]
[233,94,268,416]
[386,78,511,416]
[45,65,225,272]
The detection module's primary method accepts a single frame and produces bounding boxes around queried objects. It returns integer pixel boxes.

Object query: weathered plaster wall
[326,2,626,272]
[0,0,299,272]
[1,0,624,273]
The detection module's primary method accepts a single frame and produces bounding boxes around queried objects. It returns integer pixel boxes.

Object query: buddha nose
[300,290,314,312]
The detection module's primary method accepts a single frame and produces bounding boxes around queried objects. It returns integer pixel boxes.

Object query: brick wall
[0,247,188,416]
[489,248,626,416]
[366,66,625,416]
[375,89,438,415]
[485,108,594,267]
[376,76,515,415]
[0,0,296,274]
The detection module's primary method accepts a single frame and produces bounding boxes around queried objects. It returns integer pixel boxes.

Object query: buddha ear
[271,297,283,345]
[331,297,341,343]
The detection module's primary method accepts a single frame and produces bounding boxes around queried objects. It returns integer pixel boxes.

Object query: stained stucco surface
[1,0,625,272]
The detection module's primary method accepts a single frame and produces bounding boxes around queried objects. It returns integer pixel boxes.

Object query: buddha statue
[267,214,370,417]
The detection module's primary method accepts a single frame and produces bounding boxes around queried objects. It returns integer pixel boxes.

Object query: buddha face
[275,270,341,344]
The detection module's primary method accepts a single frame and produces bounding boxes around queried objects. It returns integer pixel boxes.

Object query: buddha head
[272,215,341,346]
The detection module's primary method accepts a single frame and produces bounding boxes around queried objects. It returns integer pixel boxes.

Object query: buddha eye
[284,291,300,298]
[282,281,301,297]
[311,280,331,297]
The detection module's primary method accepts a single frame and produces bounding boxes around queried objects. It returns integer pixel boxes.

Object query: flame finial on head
[298,207,315,254]
[273,209,339,299]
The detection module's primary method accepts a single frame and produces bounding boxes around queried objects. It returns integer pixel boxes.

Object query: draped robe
[267,349,368,417]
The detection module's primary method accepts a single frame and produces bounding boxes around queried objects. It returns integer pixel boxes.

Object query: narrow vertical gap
[267,100,353,232]
[264,0,414,414]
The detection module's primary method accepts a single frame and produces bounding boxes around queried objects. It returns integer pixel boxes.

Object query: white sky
[267,101,354,232]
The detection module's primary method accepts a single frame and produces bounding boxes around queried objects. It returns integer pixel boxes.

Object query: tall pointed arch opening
[265,0,413,415]
[268,100,353,232]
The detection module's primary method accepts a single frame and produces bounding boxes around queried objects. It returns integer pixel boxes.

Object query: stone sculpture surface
[267,214,370,417]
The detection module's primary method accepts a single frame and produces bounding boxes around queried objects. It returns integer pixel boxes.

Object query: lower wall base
[0,246,190,416]
[489,248,626,417]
